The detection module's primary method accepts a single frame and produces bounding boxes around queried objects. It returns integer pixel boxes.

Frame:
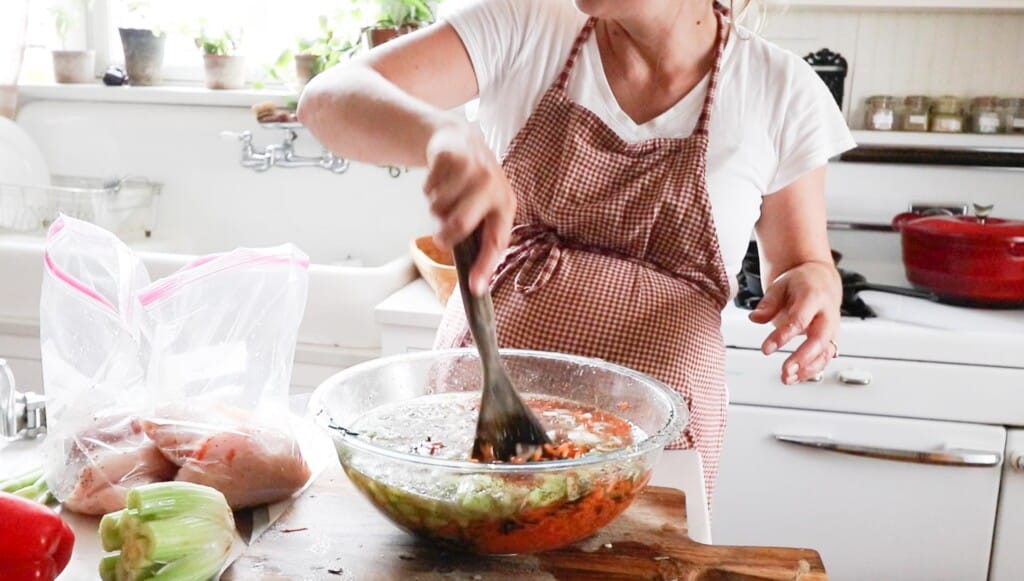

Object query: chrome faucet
[0,359,46,441]
[221,125,350,174]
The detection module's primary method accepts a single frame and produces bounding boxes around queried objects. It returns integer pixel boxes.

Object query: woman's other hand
[752,165,841,384]
[749,261,841,384]
[424,120,516,295]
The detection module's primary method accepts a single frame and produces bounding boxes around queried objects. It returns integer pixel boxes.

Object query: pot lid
[902,205,1024,240]
[907,216,1024,239]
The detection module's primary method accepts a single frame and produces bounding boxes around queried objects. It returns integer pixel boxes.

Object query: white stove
[714,227,1024,581]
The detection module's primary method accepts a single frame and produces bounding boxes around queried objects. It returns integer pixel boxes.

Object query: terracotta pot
[365,24,421,49]
[118,28,165,86]
[202,54,245,90]
[294,53,319,88]
[892,206,1024,307]
[52,50,95,84]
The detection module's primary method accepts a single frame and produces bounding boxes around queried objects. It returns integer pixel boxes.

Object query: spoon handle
[452,229,502,370]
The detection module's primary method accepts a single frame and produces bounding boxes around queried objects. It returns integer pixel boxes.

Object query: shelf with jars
[847,93,1024,167]
[767,0,1024,11]
[863,95,1024,136]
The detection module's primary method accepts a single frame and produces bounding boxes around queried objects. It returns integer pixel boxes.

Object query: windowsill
[17,82,297,108]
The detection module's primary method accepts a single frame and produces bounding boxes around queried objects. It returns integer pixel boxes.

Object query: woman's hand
[748,261,841,384]
[424,119,516,295]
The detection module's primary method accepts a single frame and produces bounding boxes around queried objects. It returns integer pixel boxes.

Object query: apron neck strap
[553,18,597,93]
[553,3,731,136]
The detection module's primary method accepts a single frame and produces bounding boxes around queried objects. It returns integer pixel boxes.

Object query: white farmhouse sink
[0,233,417,349]
[1,100,438,351]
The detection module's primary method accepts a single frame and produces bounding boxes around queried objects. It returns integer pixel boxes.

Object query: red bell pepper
[0,491,75,581]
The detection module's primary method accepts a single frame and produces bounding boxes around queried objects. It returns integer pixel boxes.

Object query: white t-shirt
[447,0,857,286]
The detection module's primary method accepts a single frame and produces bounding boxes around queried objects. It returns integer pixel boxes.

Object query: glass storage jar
[1002,98,1024,134]
[865,96,897,130]
[971,96,1003,134]
[930,96,964,133]
[901,96,930,132]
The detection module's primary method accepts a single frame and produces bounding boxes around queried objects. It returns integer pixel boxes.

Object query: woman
[298,0,853,501]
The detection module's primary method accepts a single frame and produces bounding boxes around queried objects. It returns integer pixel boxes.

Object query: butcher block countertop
[225,464,827,580]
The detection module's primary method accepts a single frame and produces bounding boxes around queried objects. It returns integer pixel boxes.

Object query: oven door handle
[774,434,1001,467]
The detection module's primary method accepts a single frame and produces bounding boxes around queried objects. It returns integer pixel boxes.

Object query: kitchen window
[18,0,469,86]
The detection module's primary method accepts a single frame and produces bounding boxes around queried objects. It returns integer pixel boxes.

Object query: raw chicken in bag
[39,216,312,514]
[137,245,312,509]
[40,217,176,515]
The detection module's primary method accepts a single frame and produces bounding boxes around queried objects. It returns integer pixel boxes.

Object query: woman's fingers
[749,284,783,325]
[780,313,838,383]
[760,300,817,356]
[424,157,473,222]
[471,210,513,295]
[436,185,493,249]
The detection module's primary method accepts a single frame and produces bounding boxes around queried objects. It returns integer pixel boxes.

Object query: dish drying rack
[0,175,161,238]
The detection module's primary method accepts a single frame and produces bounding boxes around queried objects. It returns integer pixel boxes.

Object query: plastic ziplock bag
[40,216,311,514]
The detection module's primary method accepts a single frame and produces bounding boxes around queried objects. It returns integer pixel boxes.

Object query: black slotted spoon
[452,228,552,462]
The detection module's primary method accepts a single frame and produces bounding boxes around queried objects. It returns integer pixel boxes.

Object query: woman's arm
[298,23,476,165]
[296,23,515,294]
[748,166,842,384]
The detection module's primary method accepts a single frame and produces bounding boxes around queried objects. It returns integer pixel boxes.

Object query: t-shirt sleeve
[767,55,857,194]
[445,0,536,98]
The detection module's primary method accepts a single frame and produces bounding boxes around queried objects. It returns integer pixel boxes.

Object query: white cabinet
[990,430,1024,580]
[713,404,1005,581]
[375,280,445,356]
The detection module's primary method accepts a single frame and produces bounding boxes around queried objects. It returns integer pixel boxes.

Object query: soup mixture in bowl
[309,349,686,554]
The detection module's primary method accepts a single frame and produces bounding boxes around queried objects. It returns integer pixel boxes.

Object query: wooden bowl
[410,236,457,304]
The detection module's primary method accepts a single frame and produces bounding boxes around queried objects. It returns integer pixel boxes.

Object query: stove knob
[837,368,872,386]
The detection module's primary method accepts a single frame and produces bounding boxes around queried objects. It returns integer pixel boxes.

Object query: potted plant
[268,14,358,89]
[50,0,95,84]
[118,0,166,86]
[365,0,435,48]
[195,28,245,90]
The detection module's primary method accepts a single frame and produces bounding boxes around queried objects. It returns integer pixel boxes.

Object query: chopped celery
[98,482,235,581]
[526,475,567,508]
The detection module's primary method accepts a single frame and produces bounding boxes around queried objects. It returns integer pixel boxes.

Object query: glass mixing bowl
[308,349,686,554]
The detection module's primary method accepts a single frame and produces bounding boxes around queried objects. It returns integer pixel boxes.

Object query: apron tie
[493,224,563,295]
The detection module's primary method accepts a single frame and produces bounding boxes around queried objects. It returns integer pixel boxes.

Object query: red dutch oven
[892,205,1024,308]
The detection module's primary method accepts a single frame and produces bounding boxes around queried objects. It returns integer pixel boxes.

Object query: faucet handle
[220,130,253,143]
[1,359,46,441]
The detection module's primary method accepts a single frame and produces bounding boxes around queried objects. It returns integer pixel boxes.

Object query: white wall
[761,7,1024,127]
[14,99,436,266]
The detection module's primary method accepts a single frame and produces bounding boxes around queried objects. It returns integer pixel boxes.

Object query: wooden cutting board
[226,463,827,580]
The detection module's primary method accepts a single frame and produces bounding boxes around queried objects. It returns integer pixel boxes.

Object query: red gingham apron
[436,6,732,501]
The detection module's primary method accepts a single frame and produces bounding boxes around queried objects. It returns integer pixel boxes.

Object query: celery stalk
[147,550,232,581]
[98,482,235,581]
[99,553,121,581]
[12,477,49,500]
[126,482,233,523]
[136,516,232,564]
[0,466,43,493]
[100,510,127,551]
